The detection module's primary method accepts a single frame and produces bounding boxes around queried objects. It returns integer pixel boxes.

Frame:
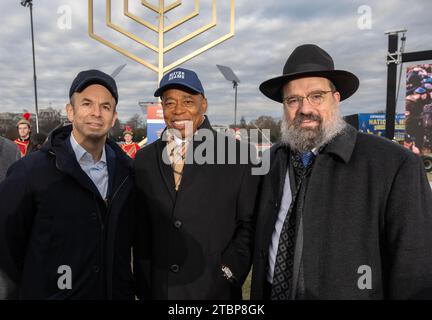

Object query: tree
[249,116,281,143]
[126,113,144,130]
[110,118,123,142]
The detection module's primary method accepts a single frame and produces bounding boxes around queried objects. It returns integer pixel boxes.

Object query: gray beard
[280,108,346,152]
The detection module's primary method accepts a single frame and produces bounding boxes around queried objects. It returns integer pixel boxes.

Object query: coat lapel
[55,138,103,198]
[271,145,289,206]
[156,139,176,203]
[175,136,203,194]
[106,143,116,197]
[262,145,290,250]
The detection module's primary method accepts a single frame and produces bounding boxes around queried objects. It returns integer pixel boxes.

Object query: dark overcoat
[134,117,260,299]
[251,125,432,299]
[0,125,135,299]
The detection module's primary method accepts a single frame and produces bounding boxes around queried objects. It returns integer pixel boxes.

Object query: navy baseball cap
[69,69,118,104]
[154,67,205,97]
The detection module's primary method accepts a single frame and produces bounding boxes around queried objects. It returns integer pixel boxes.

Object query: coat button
[93,265,100,273]
[170,264,179,273]
[90,212,97,220]
[173,220,182,229]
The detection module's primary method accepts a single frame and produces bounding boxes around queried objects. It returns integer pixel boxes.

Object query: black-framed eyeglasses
[282,90,335,108]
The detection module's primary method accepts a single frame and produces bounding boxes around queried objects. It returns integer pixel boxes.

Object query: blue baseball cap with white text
[154,67,205,97]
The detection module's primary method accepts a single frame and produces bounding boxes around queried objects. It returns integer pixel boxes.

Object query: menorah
[88,0,235,82]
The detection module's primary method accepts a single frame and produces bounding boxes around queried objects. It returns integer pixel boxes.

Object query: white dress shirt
[70,133,108,199]
[267,170,292,283]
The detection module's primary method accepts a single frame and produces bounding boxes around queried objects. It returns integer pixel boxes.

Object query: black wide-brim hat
[259,44,359,102]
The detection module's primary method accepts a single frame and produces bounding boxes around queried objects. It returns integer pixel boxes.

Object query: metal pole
[29,2,39,133]
[402,50,432,63]
[233,81,238,127]
[158,0,164,84]
[385,34,398,139]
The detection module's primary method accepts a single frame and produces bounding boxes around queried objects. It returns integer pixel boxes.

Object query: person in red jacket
[120,126,140,159]
[14,113,31,157]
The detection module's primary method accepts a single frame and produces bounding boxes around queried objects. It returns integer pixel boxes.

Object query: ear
[66,103,74,123]
[111,111,118,128]
[201,97,208,114]
[333,91,341,103]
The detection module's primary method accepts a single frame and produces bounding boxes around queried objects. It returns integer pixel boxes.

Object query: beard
[280,107,346,152]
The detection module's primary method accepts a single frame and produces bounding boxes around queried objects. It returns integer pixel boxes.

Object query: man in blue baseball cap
[153,67,207,139]
[133,67,260,300]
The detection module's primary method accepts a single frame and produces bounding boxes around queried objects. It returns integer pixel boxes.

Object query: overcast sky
[0,0,430,124]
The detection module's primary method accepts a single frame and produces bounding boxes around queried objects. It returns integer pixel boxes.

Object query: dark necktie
[271,151,315,300]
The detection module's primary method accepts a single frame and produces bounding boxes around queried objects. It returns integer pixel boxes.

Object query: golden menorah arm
[141,0,182,14]
[164,0,199,33]
[163,0,182,14]
[124,0,158,32]
[164,0,216,53]
[105,0,158,52]
[140,0,159,13]
[88,32,159,73]
[164,0,234,70]
[89,0,236,80]
[89,0,159,72]
[164,31,234,73]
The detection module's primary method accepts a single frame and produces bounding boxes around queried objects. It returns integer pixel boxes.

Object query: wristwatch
[221,264,237,283]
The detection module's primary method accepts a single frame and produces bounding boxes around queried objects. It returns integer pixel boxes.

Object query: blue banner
[358,113,405,141]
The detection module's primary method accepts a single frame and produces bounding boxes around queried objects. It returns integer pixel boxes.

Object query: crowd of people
[0,44,431,300]
[406,64,432,154]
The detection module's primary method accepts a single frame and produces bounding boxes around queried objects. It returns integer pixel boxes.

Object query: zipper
[102,174,130,299]
[108,175,130,208]
[104,174,130,223]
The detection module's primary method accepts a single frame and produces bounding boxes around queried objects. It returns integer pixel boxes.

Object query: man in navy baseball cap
[133,67,260,300]
[69,69,119,104]
[153,67,207,139]
[0,68,135,300]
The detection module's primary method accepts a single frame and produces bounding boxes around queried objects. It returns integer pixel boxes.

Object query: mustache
[292,113,322,127]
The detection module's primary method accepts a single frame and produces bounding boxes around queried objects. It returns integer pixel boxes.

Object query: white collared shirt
[70,133,109,199]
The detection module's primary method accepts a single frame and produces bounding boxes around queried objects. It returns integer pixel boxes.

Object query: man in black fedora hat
[251,44,432,299]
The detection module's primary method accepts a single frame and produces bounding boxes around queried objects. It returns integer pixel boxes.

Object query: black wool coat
[0,125,135,299]
[133,117,260,299]
[251,125,432,299]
